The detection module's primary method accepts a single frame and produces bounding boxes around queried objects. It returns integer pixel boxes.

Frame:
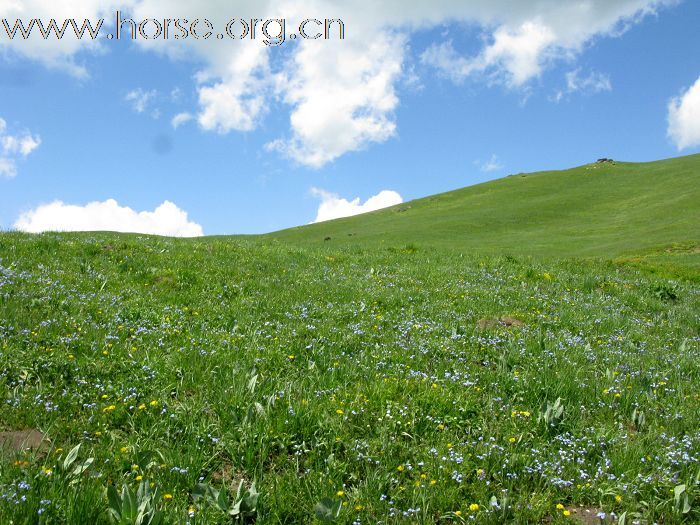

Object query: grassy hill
[268,154,699,269]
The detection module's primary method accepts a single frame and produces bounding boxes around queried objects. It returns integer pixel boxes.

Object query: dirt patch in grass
[477,316,525,329]
[569,507,611,524]
[0,429,49,455]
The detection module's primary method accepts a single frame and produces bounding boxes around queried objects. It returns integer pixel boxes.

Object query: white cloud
[421,21,557,87]
[566,69,612,93]
[268,32,404,167]
[0,158,17,179]
[14,199,204,237]
[552,68,612,101]
[311,187,403,223]
[125,88,157,114]
[1,0,677,165]
[171,112,194,129]
[480,154,504,173]
[668,76,700,150]
[0,117,41,178]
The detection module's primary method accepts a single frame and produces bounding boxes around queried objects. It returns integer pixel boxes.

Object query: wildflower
[437,424,445,430]
[336,490,345,497]
[94,432,102,437]
[615,495,622,503]
[563,510,571,516]
[429,479,437,486]
[103,405,116,413]
[135,475,143,481]
[354,504,364,511]
[138,404,146,410]
[41,466,53,476]
[188,506,196,517]
[120,446,129,453]
[469,503,480,511]
[149,400,158,407]
[163,493,173,501]
[508,437,517,443]
[336,409,344,415]
[455,510,462,517]
[288,355,295,361]
[397,465,405,472]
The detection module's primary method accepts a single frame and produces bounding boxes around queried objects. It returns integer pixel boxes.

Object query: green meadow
[0,155,698,523]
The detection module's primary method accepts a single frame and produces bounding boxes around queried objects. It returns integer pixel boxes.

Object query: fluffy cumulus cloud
[311,187,403,223]
[14,199,203,237]
[0,117,41,178]
[668,76,700,150]
[0,0,676,165]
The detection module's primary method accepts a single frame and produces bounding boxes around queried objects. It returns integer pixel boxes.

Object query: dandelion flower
[163,493,173,501]
[469,503,480,511]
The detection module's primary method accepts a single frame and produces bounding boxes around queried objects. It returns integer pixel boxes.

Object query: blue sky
[1,0,699,236]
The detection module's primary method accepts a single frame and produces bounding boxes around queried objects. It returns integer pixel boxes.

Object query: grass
[0,154,698,523]
[0,231,699,523]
